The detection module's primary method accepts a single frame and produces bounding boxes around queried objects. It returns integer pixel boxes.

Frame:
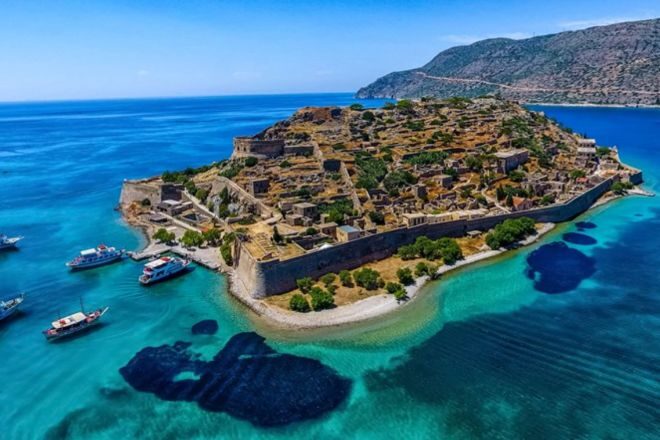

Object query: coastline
[228,223,555,330]
[123,188,653,331]
[525,101,660,109]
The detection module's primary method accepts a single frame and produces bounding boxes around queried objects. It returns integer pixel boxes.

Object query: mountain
[357,18,660,105]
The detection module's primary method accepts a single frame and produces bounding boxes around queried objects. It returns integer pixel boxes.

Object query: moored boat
[66,244,124,270]
[0,293,24,322]
[139,256,192,285]
[0,234,23,250]
[43,306,109,341]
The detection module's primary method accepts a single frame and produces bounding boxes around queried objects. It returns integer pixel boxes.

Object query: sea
[0,94,658,439]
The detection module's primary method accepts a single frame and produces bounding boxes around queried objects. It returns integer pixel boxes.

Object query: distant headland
[357,18,660,106]
[120,96,646,328]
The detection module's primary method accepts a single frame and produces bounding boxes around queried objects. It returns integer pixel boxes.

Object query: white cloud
[439,32,532,45]
[558,15,656,31]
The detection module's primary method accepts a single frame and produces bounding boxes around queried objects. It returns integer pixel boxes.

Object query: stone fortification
[236,177,619,298]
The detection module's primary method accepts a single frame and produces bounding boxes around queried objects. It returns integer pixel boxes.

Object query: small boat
[0,293,24,322]
[43,304,109,341]
[66,244,124,270]
[139,256,192,285]
[0,234,22,250]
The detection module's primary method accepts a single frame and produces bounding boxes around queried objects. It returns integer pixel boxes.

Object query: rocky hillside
[357,18,660,105]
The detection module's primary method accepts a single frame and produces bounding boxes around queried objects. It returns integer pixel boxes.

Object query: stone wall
[236,178,616,298]
[232,137,284,159]
[119,180,160,208]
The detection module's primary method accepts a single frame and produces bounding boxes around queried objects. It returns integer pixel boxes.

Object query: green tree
[397,267,415,286]
[320,273,336,287]
[195,188,209,202]
[350,103,364,111]
[309,287,335,311]
[220,243,233,266]
[415,262,429,277]
[153,228,175,244]
[296,277,314,293]
[181,230,204,248]
[244,156,259,167]
[369,211,385,225]
[272,226,283,244]
[485,217,536,250]
[289,294,311,312]
[339,270,353,287]
[202,228,222,246]
[353,268,382,290]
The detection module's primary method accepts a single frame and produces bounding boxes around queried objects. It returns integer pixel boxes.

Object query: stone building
[232,137,284,159]
[248,178,270,196]
[336,225,361,242]
[495,149,529,173]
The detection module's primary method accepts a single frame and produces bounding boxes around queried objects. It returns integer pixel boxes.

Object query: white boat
[0,234,22,250]
[139,256,192,285]
[43,306,108,341]
[66,244,124,270]
[0,293,24,322]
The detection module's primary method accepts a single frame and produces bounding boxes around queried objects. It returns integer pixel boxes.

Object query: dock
[128,243,222,271]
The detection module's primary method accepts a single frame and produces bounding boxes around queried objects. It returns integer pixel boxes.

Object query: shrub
[339,270,353,287]
[353,268,382,290]
[397,267,415,286]
[396,99,414,111]
[296,277,314,293]
[415,262,429,277]
[362,111,375,122]
[369,211,385,225]
[244,156,258,167]
[383,102,395,110]
[220,243,233,266]
[350,103,364,111]
[289,294,310,312]
[309,287,335,311]
[140,198,151,207]
[272,226,283,244]
[320,273,336,287]
[279,159,292,168]
[305,227,318,236]
[195,188,209,203]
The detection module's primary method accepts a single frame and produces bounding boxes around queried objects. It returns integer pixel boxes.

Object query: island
[119,96,644,328]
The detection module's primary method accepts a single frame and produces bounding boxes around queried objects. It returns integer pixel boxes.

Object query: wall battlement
[235,177,623,298]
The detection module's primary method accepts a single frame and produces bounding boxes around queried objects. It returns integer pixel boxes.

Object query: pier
[129,244,222,271]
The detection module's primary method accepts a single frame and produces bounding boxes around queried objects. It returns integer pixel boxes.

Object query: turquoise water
[1,96,658,439]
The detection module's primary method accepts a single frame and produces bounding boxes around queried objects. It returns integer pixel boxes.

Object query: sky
[0,0,657,102]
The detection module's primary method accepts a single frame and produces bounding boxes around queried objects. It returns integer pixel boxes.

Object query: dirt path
[414,72,660,96]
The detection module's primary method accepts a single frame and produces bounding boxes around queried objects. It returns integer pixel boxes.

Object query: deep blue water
[0,96,658,439]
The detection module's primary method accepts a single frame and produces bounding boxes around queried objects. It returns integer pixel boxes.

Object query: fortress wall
[119,180,160,208]
[237,178,614,297]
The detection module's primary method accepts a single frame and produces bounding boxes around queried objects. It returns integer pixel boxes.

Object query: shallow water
[0,97,658,439]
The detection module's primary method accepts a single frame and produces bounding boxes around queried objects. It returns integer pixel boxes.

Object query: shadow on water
[117,331,351,427]
[562,232,598,245]
[363,210,660,439]
[525,242,596,294]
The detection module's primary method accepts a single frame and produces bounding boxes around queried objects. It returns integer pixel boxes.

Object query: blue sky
[0,0,657,101]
